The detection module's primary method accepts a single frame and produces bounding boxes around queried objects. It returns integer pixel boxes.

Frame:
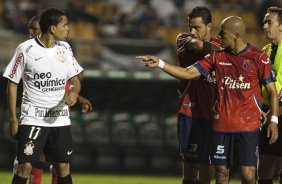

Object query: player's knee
[241,171,256,184]
[215,166,229,183]
[183,164,199,181]
[199,166,215,183]
[216,166,229,177]
[17,162,33,178]
[56,163,70,177]
[241,166,256,184]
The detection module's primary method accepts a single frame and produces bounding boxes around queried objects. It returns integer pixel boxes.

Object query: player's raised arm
[177,33,221,54]
[135,55,201,80]
[202,41,222,53]
[186,37,221,53]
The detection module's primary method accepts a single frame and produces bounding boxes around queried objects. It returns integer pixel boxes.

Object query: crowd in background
[1,0,282,43]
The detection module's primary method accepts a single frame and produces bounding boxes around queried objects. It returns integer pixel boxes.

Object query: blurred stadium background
[0,0,281,182]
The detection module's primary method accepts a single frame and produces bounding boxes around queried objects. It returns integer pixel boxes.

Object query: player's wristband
[158,59,165,69]
[271,115,278,124]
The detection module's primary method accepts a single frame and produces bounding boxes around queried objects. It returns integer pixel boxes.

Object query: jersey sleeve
[3,46,26,84]
[193,53,214,78]
[258,52,276,85]
[66,44,84,80]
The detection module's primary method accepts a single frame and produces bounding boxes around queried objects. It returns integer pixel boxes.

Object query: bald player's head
[218,16,247,50]
[221,16,246,38]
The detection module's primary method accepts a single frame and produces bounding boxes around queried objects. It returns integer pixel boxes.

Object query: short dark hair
[267,6,282,24]
[188,6,212,25]
[28,15,40,28]
[39,8,66,33]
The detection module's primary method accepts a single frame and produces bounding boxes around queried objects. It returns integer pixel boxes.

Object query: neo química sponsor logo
[33,72,65,92]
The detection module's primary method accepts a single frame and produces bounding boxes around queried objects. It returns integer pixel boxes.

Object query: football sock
[258,179,273,184]
[182,179,197,184]
[29,168,42,184]
[13,158,18,174]
[57,174,72,184]
[51,166,58,184]
[12,174,28,184]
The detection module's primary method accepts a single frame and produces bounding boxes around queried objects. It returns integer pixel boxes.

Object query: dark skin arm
[76,73,93,112]
[264,82,279,144]
[65,76,81,106]
[7,80,19,138]
[136,55,201,80]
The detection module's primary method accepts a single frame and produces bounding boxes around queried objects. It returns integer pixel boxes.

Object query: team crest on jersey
[56,48,66,63]
[242,60,250,70]
[213,114,219,120]
[24,141,35,156]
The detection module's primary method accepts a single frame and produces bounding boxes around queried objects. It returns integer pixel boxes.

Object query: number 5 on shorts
[216,145,225,154]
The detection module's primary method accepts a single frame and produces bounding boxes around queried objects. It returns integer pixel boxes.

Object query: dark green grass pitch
[0,171,249,184]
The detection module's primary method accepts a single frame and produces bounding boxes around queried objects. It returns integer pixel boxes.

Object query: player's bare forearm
[7,80,19,137]
[265,82,279,117]
[65,76,81,106]
[202,41,221,53]
[7,81,18,121]
[163,64,201,80]
[264,82,279,144]
[136,55,201,80]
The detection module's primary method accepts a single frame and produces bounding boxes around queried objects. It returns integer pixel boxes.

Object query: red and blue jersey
[194,44,275,132]
[176,32,219,121]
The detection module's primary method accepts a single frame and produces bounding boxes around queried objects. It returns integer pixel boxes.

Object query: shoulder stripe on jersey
[194,62,208,77]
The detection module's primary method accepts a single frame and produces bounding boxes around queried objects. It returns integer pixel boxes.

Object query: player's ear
[50,25,56,34]
[279,24,282,32]
[207,23,212,31]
